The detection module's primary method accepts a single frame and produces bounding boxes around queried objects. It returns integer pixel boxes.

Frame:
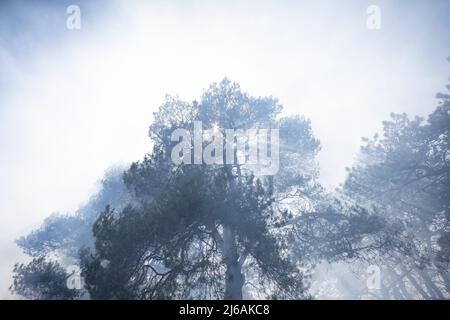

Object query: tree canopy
[11,75,450,300]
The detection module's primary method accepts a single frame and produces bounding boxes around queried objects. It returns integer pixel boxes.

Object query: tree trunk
[223,226,245,299]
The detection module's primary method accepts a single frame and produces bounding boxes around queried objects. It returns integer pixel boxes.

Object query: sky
[1,0,450,298]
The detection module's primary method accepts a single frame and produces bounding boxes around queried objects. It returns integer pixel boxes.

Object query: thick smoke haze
[1,0,450,299]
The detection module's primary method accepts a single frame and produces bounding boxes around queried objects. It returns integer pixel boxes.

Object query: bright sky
[1,0,450,298]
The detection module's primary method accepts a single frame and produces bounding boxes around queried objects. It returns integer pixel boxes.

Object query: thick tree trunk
[223,226,245,299]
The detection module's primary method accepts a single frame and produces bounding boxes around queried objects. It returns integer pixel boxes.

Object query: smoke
[1,0,449,298]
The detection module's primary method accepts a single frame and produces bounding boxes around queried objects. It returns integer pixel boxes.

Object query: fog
[1,0,450,299]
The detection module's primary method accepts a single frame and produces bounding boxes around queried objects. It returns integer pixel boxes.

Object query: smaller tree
[10,257,79,300]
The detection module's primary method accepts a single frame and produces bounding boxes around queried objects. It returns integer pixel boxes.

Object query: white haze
[1,0,449,298]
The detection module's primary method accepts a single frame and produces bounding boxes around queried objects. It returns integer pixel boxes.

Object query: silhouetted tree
[80,79,319,299]
[344,73,450,299]
[10,257,79,300]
